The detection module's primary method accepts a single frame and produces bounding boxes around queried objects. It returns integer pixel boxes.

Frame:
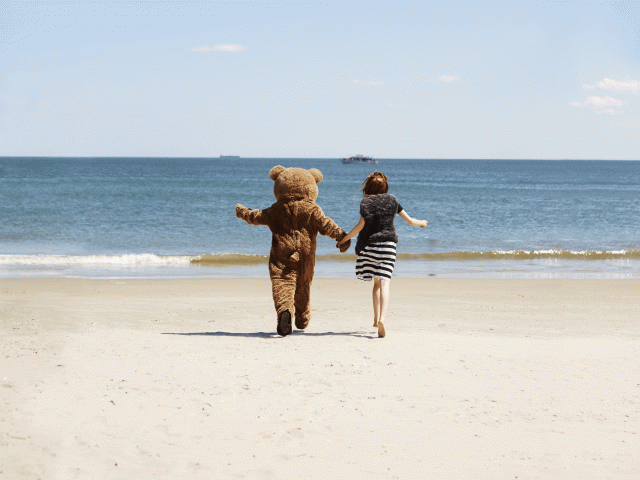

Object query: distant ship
[219,155,240,159]
[340,155,377,164]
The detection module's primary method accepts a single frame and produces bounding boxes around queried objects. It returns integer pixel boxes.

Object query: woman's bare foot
[377,321,385,338]
[373,320,378,327]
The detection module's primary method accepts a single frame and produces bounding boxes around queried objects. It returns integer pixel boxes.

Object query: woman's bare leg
[377,278,390,338]
[372,279,381,327]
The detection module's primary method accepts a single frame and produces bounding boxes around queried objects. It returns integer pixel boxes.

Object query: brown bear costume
[235,165,350,336]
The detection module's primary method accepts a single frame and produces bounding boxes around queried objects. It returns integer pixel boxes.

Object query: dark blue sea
[1,157,639,278]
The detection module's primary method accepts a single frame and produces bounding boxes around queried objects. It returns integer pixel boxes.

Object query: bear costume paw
[235,204,248,218]
[337,234,351,253]
[277,310,292,337]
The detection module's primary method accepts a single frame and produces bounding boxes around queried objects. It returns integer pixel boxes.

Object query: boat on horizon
[340,155,377,164]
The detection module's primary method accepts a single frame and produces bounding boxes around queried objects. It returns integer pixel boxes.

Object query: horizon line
[1,156,638,161]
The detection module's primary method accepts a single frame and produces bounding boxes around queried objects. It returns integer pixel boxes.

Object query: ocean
[1,157,639,279]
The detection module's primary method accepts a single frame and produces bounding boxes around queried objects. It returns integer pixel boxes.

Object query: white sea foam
[0,254,192,267]
[489,249,632,256]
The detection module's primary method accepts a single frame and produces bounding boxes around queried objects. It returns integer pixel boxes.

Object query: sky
[1,0,639,159]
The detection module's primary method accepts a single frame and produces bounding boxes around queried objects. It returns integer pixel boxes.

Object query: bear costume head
[270,165,323,202]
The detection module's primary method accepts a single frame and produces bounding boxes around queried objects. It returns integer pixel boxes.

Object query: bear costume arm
[235,204,272,226]
[313,206,351,253]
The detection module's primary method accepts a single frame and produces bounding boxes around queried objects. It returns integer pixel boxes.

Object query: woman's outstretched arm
[399,210,428,228]
[338,216,365,245]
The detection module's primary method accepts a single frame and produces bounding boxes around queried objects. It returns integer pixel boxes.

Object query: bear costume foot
[277,310,292,337]
[295,316,310,330]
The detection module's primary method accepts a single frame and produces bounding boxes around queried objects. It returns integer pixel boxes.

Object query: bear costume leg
[269,261,296,336]
[294,272,312,330]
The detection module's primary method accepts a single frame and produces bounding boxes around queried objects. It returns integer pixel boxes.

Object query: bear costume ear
[270,165,286,181]
[308,168,323,183]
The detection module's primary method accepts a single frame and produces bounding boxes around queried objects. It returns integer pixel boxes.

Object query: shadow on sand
[162,330,375,339]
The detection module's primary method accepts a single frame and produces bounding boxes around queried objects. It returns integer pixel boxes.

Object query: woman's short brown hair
[362,171,389,195]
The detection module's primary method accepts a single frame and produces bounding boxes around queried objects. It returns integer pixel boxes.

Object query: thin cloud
[189,44,248,53]
[574,78,636,114]
[438,75,461,83]
[583,78,639,92]
[570,95,626,114]
[213,44,248,52]
[596,78,639,92]
[352,79,383,86]
[585,96,626,108]
[595,108,620,116]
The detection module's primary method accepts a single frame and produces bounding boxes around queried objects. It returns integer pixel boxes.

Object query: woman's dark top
[355,193,403,255]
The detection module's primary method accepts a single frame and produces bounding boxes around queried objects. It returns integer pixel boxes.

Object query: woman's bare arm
[338,216,366,245]
[399,210,428,228]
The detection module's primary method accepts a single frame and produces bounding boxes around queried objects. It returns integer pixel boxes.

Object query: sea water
[1,157,639,278]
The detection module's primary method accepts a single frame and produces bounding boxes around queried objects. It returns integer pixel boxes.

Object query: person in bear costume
[235,165,350,336]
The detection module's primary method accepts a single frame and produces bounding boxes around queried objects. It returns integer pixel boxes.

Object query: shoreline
[2,258,640,280]
[3,278,639,478]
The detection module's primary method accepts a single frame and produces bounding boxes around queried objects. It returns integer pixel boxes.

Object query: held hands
[337,239,350,253]
[336,234,350,253]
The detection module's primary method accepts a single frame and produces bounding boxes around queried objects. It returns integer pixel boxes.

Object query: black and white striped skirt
[355,242,397,281]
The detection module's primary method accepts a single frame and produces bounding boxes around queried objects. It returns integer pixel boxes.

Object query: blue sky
[1,0,639,159]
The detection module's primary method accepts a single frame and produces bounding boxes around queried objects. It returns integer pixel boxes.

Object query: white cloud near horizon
[570,95,626,114]
[189,44,248,53]
[574,78,637,114]
[582,78,639,92]
[585,96,626,107]
[596,78,640,92]
[352,79,383,86]
[595,108,619,116]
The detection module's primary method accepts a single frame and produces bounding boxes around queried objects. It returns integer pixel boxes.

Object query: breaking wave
[392,250,640,261]
[2,250,640,268]
[0,254,193,267]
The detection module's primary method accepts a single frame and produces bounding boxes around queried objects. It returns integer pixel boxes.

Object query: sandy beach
[2,278,639,479]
